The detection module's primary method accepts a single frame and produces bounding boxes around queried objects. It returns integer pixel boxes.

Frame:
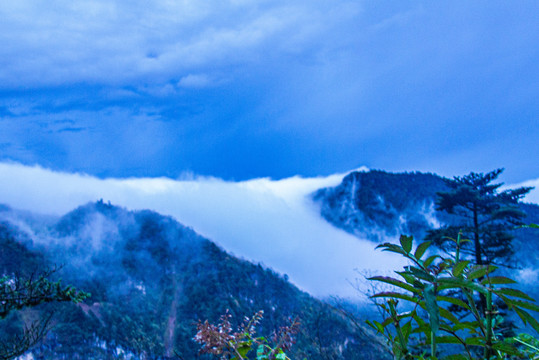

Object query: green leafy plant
[0,269,89,359]
[193,310,300,360]
[512,333,539,359]
[366,234,539,360]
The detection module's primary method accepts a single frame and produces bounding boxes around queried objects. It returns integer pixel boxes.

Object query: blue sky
[1,1,538,183]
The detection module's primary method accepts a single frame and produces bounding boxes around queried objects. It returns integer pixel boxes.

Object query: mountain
[313,169,539,297]
[314,169,539,240]
[313,170,452,241]
[0,201,389,360]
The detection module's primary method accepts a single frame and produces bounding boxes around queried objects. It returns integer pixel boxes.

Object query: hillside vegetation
[0,201,388,359]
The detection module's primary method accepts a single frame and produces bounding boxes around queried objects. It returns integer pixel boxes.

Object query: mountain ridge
[0,201,389,360]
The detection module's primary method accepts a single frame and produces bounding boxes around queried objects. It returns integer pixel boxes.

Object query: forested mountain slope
[313,170,450,241]
[0,201,389,360]
[313,170,539,297]
[314,169,539,241]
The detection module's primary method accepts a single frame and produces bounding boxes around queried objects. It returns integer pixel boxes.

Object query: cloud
[516,267,539,284]
[178,74,212,89]
[1,1,538,188]
[506,178,539,205]
[0,0,359,88]
[0,161,401,299]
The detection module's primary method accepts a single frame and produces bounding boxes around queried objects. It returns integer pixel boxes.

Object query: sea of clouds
[1,161,537,299]
[0,162,399,299]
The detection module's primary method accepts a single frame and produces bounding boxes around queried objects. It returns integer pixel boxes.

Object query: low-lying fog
[1,162,537,299]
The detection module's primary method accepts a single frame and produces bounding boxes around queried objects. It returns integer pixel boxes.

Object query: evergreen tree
[426,168,532,267]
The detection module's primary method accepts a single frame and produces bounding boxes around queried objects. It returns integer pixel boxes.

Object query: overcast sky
[1,1,538,183]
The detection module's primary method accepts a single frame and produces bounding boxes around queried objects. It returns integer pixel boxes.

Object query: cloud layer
[1,162,538,298]
[0,161,408,299]
[0,0,358,87]
[1,1,538,182]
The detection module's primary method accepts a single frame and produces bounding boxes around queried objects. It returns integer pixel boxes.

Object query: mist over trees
[0,224,88,359]
[0,201,389,359]
[0,169,537,359]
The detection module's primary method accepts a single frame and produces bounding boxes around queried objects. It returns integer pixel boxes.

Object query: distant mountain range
[0,168,538,359]
[0,201,388,360]
[314,170,449,241]
[313,169,539,297]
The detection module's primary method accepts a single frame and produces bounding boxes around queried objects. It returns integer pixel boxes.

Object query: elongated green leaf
[366,320,385,334]
[493,288,535,301]
[481,276,517,285]
[464,337,485,346]
[514,307,539,333]
[443,354,469,360]
[452,260,470,277]
[410,324,430,335]
[375,243,408,256]
[423,284,439,335]
[368,276,421,294]
[514,307,528,325]
[414,241,431,260]
[496,293,515,309]
[407,266,435,282]
[437,277,488,295]
[371,292,419,303]
[400,235,413,254]
[467,265,497,280]
[434,336,462,344]
[395,271,417,285]
[424,255,440,268]
[439,307,459,325]
[452,321,481,333]
[436,295,470,310]
[512,299,539,313]
[411,310,431,339]
[382,317,393,328]
[402,320,412,343]
[492,342,521,356]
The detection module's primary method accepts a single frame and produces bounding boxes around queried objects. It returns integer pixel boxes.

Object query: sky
[0,1,538,183]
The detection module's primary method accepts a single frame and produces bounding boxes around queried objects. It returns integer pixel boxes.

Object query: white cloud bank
[0,161,406,299]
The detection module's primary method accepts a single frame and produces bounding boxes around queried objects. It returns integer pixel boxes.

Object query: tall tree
[426,168,533,267]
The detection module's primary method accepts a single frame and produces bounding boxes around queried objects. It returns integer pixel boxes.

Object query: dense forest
[313,170,450,241]
[0,201,388,359]
[1,169,538,359]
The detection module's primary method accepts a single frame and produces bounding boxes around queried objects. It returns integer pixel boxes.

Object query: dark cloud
[56,127,87,133]
[0,1,537,183]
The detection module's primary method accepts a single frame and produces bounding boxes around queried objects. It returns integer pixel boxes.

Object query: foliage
[0,270,88,319]
[0,272,88,359]
[0,222,89,360]
[366,234,539,360]
[194,310,299,360]
[1,202,389,359]
[426,169,532,267]
[512,333,539,359]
